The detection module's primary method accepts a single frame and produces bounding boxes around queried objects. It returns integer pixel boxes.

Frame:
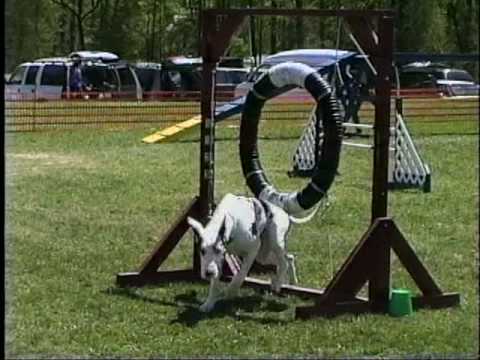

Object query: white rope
[323,192,334,279]
[330,13,344,91]
[208,67,217,217]
[348,33,378,77]
[296,192,335,278]
[328,231,334,279]
[326,8,342,280]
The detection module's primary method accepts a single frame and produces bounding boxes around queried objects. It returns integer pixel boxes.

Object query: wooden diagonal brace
[202,13,246,63]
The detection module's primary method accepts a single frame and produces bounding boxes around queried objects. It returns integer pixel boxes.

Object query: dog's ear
[187,217,203,239]
[217,216,232,245]
[214,240,226,254]
[218,218,226,242]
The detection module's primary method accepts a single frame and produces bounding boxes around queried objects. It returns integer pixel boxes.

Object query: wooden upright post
[371,15,394,223]
[368,15,394,312]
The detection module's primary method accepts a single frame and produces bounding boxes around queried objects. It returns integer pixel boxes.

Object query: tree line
[5,0,479,73]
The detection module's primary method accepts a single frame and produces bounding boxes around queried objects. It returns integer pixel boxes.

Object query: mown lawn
[4,117,478,358]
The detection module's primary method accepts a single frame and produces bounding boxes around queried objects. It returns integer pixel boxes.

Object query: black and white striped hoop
[239,62,343,213]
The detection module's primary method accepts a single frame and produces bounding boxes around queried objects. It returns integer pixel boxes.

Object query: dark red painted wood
[138,198,200,275]
[116,9,459,320]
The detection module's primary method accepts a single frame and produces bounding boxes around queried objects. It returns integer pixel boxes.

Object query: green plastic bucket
[389,289,413,317]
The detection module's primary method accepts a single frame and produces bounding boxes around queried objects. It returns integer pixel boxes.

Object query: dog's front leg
[224,244,259,298]
[199,277,223,312]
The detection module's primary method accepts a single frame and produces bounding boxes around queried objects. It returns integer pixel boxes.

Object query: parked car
[161,55,248,93]
[231,49,374,128]
[133,56,249,100]
[233,49,372,100]
[132,62,163,94]
[5,51,142,100]
[397,62,479,97]
[68,50,120,63]
[215,67,249,94]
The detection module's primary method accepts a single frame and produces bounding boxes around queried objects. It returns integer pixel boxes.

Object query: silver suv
[399,63,479,97]
[5,51,142,100]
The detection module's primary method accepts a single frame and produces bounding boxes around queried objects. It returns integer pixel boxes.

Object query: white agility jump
[317,122,396,150]
[292,102,431,192]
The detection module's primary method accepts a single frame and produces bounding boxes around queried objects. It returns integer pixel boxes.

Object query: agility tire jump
[240,62,343,213]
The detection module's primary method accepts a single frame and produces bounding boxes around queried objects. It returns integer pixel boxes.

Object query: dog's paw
[199,302,215,313]
[270,279,282,294]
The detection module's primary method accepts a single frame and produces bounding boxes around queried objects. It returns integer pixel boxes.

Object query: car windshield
[446,70,474,82]
[8,65,27,84]
[216,69,248,84]
[400,72,436,88]
[248,63,337,84]
[82,65,117,91]
[135,68,159,91]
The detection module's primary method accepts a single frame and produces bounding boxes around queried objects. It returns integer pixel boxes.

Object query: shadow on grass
[172,293,291,327]
[106,287,291,327]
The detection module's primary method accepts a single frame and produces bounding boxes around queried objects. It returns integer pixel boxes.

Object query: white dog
[187,193,317,312]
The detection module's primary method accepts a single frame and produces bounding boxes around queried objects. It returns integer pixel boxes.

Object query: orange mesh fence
[5,90,478,132]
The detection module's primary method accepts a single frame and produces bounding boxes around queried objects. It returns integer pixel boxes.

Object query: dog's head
[187,216,228,281]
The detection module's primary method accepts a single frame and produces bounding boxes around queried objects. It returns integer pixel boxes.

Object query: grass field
[4,116,479,358]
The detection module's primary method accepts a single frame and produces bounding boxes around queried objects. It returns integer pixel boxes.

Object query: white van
[5,51,142,100]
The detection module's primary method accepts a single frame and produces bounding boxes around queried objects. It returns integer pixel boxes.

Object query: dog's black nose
[205,269,214,278]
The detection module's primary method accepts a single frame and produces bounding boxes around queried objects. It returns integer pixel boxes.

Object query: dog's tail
[288,197,330,224]
[288,205,320,224]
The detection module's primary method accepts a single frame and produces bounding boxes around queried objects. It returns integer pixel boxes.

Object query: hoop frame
[116,8,459,319]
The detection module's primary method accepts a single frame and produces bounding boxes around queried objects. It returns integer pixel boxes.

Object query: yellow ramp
[142,115,201,144]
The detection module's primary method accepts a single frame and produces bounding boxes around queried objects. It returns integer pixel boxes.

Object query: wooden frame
[116,8,460,318]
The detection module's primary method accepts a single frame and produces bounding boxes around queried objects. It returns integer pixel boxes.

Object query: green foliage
[91,0,144,59]
[5,0,57,65]
[396,0,442,51]
[4,1,479,71]
[445,0,479,53]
